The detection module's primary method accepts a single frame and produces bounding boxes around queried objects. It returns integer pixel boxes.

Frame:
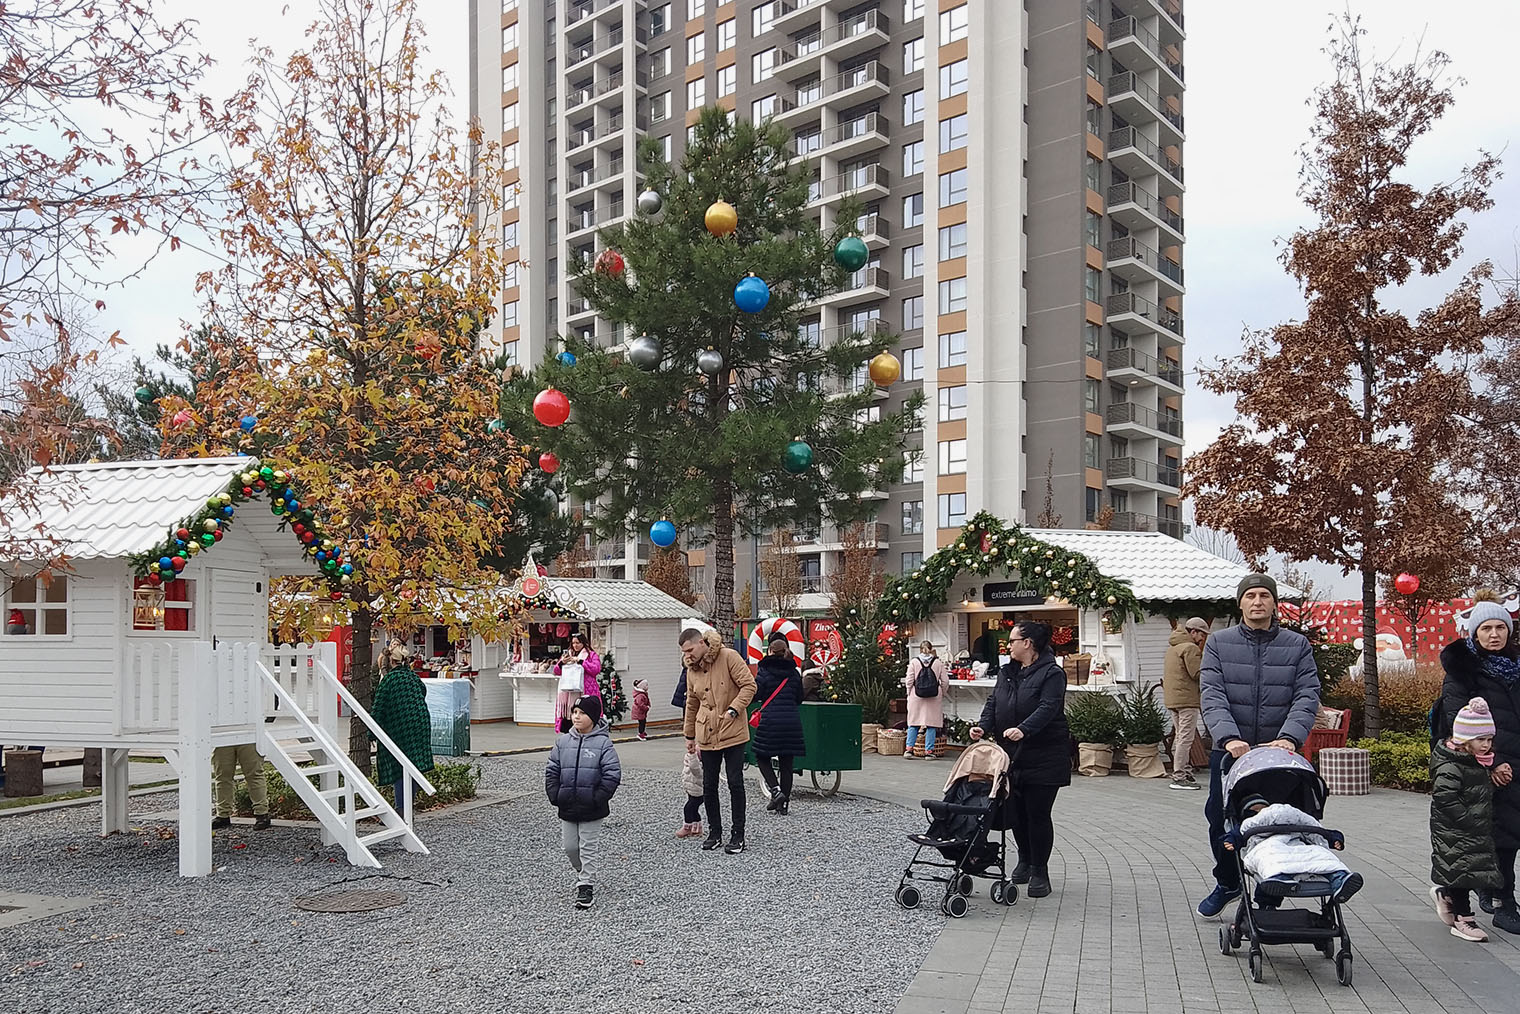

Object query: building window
[940,58,968,98]
[939,167,968,206]
[687,77,706,107]
[938,277,967,314]
[752,94,777,120]
[901,500,925,535]
[903,0,925,20]
[503,261,519,289]
[903,192,924,227]
[938,113,968,154]
[902,552,924,574]
[795,76,821,105]
[1111,489,1129,512]
[941,6,970,43]
[687,0,705,19]
[752,49,776,83]
[651,91,672,122]
[1084,322,1101,357]
[1084,379,1100,412]
[904,38,925,74]
[1085,487,1102,522]
[1087,43,1103,80]
[1084,434,1100,469]
[717,65,736,97]
[652,47,673,77]
[901,295,924,331]
[902,140,924,176]
[4,575,68,635]
[938,385,968,422]
[717,18,736,51]
[651,4,672,34]
[687,32,705,65]
[903,454,925,484]
[801,319,821,346]
[903,88,925,126]
[902,243,924,279]
[1085,211,1102,249]
[660,134,673,162]
[794,127,822,155]
[938,439,967,474]
[503,221,518,248]
[1084,266,1102,304]
[1086,99,1103,136]
[501,340,519,367]
[502,24,517,50]
[502,102,519,132]
[938,222,967,261]
[500,300,520,328]
[130,577,195,633]
[903,347,925,381]
[503,0,517,10]
[1086,155,1102,192]
[752,3,774,36]
[938,330,966,368]
[937,492,967,528]
[504,141,519,170]
[502,62,518,93]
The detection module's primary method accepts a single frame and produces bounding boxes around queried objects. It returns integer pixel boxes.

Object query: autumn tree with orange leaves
[1184,19,1520,739]
[184,0,523,770]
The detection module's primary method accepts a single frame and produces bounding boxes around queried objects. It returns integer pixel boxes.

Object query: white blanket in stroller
[1240,803,1349,880]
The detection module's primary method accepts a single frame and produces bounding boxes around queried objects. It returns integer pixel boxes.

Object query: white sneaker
[903,749,914,758]
[1451,917,1488,942]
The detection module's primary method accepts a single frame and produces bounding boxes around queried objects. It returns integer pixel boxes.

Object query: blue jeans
[393,778,415,816]
[1204,749,1241,891]
[906,725,937,753]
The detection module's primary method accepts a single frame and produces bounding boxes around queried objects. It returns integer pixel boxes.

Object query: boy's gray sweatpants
[561,818,603,886]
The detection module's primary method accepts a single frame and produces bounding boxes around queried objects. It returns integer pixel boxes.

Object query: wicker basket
[860,723,882,754]
[876,728,907,757]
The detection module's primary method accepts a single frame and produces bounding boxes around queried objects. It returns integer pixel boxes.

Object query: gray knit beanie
[1467,601,1513,636]
[1236,573,1278,604]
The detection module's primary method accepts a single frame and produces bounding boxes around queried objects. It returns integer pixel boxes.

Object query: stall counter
[501,666,561,726]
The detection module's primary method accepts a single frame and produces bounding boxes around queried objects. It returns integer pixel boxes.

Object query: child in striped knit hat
[1431,697,1503,941]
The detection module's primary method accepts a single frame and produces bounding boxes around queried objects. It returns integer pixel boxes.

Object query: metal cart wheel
[955,873,975,896]
[1218,925,1232,955]
[896,884,922,910]
[810,769,841,796]
[1248,951,1264,984]
[1336,952,1353,987]
[990,880,1015,906]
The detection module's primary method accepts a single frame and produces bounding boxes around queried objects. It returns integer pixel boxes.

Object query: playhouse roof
[548,579,694,620]
[9,457,250,560]
[1022,529,1300,603]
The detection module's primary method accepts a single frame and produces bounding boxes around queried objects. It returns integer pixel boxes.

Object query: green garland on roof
[877,512,1142,627]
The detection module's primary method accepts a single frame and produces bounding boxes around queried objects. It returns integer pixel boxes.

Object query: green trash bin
[746,700,862,795]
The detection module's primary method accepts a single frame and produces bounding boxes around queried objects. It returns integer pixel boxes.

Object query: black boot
[725,834,746,854]
[1028,867,1052,898]
[1480,890,1500,914]
[765,786,783,811]
[775,793,789,816]
[1009,860,1030,884]
[211,816,231,831]
[702,829,723,851]
[1494,903,1520,934]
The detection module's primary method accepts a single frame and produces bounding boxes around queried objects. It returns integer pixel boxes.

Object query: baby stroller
[1217,747,1355,986]
[894,742,1017,917]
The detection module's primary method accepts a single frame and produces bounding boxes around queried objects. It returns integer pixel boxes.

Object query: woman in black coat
[971,620,1070,899]
[1437,600,1520,933]
[753,633,806,815]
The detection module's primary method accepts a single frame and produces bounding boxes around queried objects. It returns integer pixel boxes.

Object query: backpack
[913,659,940,698]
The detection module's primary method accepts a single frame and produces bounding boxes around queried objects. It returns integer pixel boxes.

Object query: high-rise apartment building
[470,0,1186,604]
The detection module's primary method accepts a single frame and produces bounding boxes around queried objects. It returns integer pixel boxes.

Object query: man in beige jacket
[681,627,757,853]
[1164,617,1209,790]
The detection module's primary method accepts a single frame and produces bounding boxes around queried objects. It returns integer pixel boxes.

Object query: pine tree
[510,109,919,636]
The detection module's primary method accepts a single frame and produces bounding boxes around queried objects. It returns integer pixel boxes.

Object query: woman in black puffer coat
[754,633,806,815]
[972,620,1070,899]
[1437,600,1520,933]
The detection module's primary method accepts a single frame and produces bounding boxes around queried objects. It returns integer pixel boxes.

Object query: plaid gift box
[1318,747,1371,796]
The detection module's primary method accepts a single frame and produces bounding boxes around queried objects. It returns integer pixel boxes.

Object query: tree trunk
[711,477,735,641]
[1361,567,1381,740]
[349,603,376,776]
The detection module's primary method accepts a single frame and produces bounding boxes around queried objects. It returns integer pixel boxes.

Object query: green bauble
[781,440,814,474]
[833,236,869,272]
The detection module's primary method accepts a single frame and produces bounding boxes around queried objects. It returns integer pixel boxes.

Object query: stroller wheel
[1317,938,1335,959]
[1218,925,1232,955]
[1336,952,1353,987]
[941,893,969,919]
[990,880,1015,906]
[896,885,922,910]
[956,874,975,896]
[1248,950,1263,984]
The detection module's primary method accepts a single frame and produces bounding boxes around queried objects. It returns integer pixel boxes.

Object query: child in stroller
[894,743,1018,917]
[1217,746,1358,986]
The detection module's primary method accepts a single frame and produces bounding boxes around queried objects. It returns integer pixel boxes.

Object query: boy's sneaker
[1196,885,1241,918]
[1452,916,1488,942]
[1331,871,1363,904]
[1430,885,1456,927]
[1169,773,1201,790]
[702,831,723,851]
[575,885,594,909]
[1492,905,1520,935]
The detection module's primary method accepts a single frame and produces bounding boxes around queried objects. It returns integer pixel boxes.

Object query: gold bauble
[704,200,738,237]
[867,351,901,386]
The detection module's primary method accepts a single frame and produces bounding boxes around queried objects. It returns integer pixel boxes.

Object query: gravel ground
[0,757,940,1014]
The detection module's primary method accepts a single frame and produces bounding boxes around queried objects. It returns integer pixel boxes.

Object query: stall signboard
[982,582,1043,607]
[807,619,843,665]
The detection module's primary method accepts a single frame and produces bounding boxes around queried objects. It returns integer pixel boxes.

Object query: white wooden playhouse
[0,458,433,876]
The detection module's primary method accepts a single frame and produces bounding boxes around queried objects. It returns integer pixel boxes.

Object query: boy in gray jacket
[546,695,623,909]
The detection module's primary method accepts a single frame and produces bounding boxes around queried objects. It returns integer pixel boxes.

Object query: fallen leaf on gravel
[173,929,186,936]
[632,959,644,966]
[71,963,83,970]
[156,827,175,840]
[233,844,248,850]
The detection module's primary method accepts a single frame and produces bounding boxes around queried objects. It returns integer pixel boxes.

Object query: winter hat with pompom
[1453,697,1497,743]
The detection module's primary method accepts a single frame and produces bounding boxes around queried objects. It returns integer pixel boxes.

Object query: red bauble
[147,573,162,586]
[539,452,560,474]
[213,530,223,541]
[170,556,186,571]
[532,387,571,427]
[1394,572,1421,595]
[175,527,190,540]
[242,487,253,497]
[594,250,625,278]
[330,590,344,601]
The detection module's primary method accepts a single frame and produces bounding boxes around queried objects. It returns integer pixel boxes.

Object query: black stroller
[1217,747,1355,986]
[894,742,1018,917]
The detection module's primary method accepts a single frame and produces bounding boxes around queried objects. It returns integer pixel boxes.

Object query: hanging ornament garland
[539,451,561,474]
[627,334,662,371]
[876,511,1141,627]
[594,249,625,278]
[134,386,155,405]
[697,348,724,376]
[636,189,664,218]
[129,462,358,601]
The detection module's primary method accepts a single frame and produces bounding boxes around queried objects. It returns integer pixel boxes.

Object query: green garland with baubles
[129,462,357,601]
[877,511,1142,627]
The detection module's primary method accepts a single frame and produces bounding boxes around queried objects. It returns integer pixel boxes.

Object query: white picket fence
[119,641,337,735]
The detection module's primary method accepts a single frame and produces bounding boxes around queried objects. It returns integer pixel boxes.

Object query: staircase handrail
[312,658,438,797]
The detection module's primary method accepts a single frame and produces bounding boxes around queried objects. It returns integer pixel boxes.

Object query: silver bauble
[697,349,724,375]
[636,189,664,218]
[627,334,662,371]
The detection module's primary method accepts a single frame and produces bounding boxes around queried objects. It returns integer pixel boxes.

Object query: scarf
[1468,636,1520,685]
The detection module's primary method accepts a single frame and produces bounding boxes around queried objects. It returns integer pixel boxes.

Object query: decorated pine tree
[510,109,920,636]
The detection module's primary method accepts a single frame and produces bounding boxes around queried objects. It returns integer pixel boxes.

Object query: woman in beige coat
[903,640,949,758]
[680,627,757,853]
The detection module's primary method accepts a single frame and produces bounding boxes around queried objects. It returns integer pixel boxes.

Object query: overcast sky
[95,1,1520,599]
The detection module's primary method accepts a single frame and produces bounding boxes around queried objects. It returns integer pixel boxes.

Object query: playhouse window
[132,578,195,632]
[4,575,68,635]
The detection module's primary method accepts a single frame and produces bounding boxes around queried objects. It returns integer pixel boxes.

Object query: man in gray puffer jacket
[546,695,622,909]
[1195,574,1320,917]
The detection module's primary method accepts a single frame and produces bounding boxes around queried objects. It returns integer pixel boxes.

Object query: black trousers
[701,743,747,838]
[1500,847,1518,902]
[1442,887,1475,918]
[638,718,647,736]
[755,755,794,797]
[683,794,704,823]
[1008,784,1061,869]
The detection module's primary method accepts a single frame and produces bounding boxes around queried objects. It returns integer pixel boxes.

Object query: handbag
[557,661,584,693]
[749,681,787,728]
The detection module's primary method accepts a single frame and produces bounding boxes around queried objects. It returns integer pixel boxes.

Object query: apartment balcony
[1107,71,1184,144]
[1106,181,1184,245]
[594,70,631,108]
[776,61,889,127]
[810,163,890,207]
[1148,0,1186,42]
[779,9,890,74]
[1106,403,1184,445]
[772,0,826,34]
[593,113,633,151]
[1106,291,1184,346]
[815,316,888,348]
[1109,510,1185,540]
[789,521,890,552]
[818,266,889,307]
[1107,16,1184,88]
[565,297,598,324]
[1106,236,1184,296]
[819,111,890,162]
[1106,457,1182,493]
[567,123,596,152]
[856,211,888,249]
[1107,126,1184,193]
[566,0,620,29]
[1106,347,1184,393]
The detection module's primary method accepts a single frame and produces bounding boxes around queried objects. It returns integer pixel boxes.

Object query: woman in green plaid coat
[372,641,435,812]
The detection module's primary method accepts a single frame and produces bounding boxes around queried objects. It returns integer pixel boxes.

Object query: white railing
[121,642,181,733]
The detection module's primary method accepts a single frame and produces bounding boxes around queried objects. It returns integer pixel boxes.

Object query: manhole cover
[293,889,406,913]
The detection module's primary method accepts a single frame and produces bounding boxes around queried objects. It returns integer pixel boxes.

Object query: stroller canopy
[1222,746,1328,824]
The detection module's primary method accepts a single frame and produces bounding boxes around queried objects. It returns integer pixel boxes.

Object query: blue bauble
[557,351,578,366]
[734,275,770,314]
[158,556,173,570]
[221,506,234,518]
[341,563,354,576]
[649,520,678,548]
[239,415,258,433]
[287,498,300,513]
[316,551,328,563]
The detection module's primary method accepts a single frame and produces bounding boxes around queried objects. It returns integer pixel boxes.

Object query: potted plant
[1067,692,1123,776]
[1118,682,1168,778]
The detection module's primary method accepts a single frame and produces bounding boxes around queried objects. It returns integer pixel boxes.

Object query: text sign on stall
[982,582,1043,607]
